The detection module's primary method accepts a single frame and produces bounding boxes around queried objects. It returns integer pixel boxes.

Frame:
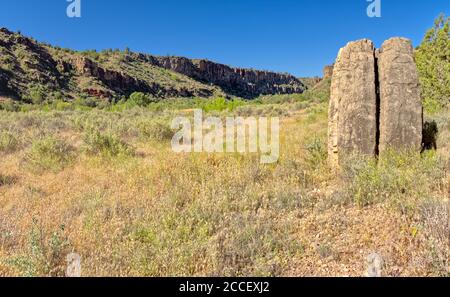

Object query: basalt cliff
[0,27,306,101]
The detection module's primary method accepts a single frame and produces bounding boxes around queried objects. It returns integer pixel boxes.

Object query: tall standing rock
[378,38,422,153]
[328,39,378,167]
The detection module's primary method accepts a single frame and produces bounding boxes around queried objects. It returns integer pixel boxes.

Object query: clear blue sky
[0,0,448,77]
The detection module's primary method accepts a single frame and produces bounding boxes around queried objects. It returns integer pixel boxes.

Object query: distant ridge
[0,28,306,101]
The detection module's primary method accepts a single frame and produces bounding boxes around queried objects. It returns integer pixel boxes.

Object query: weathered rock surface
[150,56,306,98]
[328,37,423,167]
[328,39,378,167]
[378,38,422,152]
[0,28,65,99]
[323,65,334,80]
[73,57,151,95]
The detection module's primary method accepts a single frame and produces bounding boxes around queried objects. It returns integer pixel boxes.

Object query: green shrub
[0,131,19,153]
[83,128,134,157]
[131,198,301,276]
[128,92,157,107]
[423,98,443,115]
[73,97,98,108]
[138,119,174,141]
[343,150,447,212]
[0,100,20,112]
[51,100,73,111]
[49,91,64,102]
[303,136,327,168]
[24,137,75,172]
[203,97,245,112]
[27,84,47,104]
[7,222,70,277]
[213,214,300,276]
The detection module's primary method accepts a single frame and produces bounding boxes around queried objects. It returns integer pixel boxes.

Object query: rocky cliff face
[0,28,305,101]
[72,55,217,99]
[149,56,306,98]
[73,56,151,94]
[0,28,65,99]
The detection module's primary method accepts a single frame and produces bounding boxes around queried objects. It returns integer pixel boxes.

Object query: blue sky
[0,0,448,77]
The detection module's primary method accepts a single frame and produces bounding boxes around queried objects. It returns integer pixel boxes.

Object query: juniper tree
[416,14,450,112]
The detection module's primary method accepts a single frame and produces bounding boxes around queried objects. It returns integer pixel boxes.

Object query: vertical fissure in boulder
[374,51,381,157]
[328,38,423,168]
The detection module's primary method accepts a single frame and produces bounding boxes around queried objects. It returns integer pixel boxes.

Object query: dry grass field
[0,96,448,277]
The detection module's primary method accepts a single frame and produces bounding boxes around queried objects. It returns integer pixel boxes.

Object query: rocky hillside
[0,28,306,102]
[151,56,305,98]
